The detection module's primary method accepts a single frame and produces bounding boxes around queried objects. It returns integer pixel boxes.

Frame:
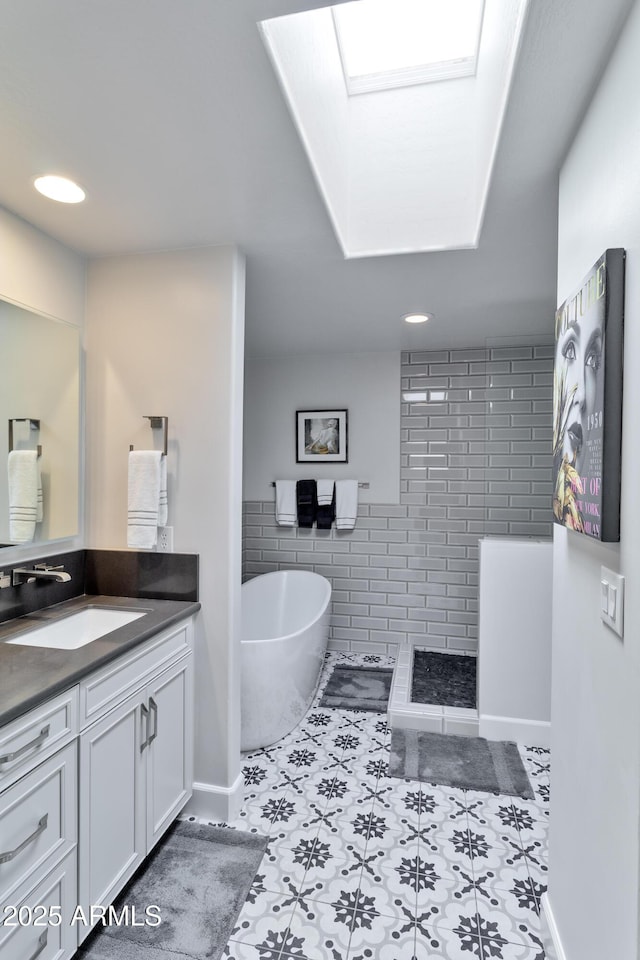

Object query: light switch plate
[600,566,624,638]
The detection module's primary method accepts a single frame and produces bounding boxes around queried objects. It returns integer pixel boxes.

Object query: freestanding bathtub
[240,570,332,752]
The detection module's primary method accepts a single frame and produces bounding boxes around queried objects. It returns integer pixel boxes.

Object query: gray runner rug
[318,665,393,711]
[77,821,267,960]
[389,728,534,799]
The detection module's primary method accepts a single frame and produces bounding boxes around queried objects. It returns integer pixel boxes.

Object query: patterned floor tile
[461,795,526,844]
[258,835,328,896]
[313,811,374,856]
[286,894,355,960]
[431,901,538,952]
[417,917,485,960]
[223,651,549,960]
[221,940,271,960]
[348,908,418,956]
[347,922,418,960]
[300,852,363,907]
[471,862,540,899]
[472,882,542,936]
[231,887,297,951]
[480,937,547,960]
[509,796,549,826]
[419,824,475,876]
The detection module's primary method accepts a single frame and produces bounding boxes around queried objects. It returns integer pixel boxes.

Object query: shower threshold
[388,643,479,737]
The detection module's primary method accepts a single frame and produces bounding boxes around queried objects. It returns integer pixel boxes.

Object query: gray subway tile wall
[242,345,554,655]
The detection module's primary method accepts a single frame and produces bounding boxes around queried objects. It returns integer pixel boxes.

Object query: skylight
[259,0,528,257]
[332,0,485,95]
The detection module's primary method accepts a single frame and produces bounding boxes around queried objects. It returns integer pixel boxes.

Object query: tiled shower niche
[242,344,554,655]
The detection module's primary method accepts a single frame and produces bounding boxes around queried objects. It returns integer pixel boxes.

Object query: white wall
[548,3,640,957]
[243,351,400,503]
[0,205,85,561]
[85,246,246,820]
[0,206,85,326]
[478,538,552,746]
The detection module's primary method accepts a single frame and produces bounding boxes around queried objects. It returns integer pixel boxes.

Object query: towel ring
[8,419,42,458]
[129,416,168,456]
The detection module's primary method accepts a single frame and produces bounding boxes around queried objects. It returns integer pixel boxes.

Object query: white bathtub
[240,570,332,752]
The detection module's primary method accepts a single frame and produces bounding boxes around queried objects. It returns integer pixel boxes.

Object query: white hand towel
[128,450,162,548]
[36,457,43,523]
[8,450,38,543]
[316,479,335,505]
[335,479,358,530]
[275,480,296,526]
[158,455,168,527]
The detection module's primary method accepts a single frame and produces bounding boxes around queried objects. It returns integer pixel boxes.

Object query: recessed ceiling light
[34,175,85,204]
[403,313,432,324]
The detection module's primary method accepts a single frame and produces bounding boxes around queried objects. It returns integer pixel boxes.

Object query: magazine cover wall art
[553,248,625,541]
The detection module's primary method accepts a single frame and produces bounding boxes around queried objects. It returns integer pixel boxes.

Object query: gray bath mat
[389,728,534,799]
[412,650,476,709]
[77,821,267,960]
[319,665,393,712]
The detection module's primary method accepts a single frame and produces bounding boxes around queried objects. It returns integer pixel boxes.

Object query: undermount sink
[6,607,146,650]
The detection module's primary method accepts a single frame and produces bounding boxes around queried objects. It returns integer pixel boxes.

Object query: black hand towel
[296,479,317,528]
[316,486,336,530]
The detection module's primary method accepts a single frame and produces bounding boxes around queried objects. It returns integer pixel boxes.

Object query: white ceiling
[0,0,634,357]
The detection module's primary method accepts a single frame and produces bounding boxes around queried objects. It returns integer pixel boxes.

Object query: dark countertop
[0,594,201,728]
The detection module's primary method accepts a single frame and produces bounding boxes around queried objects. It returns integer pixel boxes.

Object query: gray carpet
[389,728,534,799]
[411,650,476,708]
[318,665,393,711]
[77,821,267,960]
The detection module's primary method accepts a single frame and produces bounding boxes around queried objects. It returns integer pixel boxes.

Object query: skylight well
[332,0,485,95]
[259,0,528,258]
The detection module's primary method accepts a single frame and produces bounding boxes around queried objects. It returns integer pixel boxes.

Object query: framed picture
[296,409,348,463]
[552,248,625,541]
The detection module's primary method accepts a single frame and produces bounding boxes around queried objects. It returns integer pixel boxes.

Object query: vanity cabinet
[0,690,79,960]
[78,619,194,941]
[0,609,195,958]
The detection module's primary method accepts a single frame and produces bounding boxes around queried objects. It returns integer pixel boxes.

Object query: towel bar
[270,480,369,489]
[8,418,42,457]
[129,415,168,456]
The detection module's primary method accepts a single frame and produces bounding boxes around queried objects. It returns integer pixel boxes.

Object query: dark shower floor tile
[411,650,477,709]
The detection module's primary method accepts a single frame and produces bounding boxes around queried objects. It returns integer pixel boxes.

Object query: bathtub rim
[241,569,332,645]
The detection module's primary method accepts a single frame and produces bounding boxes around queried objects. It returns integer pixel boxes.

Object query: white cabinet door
[78,692,145,938]
[145,655,194,850]
[77,618,194,940]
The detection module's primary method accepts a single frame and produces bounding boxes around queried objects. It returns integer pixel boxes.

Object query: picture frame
[296,409,348,463]
[552,248,625,542]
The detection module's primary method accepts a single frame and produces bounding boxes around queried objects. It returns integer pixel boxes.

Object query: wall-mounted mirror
[0,299,80,546]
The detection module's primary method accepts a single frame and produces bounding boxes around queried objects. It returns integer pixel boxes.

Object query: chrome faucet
[12,563,72,586]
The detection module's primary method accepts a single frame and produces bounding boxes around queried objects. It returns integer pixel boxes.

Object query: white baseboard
[184,774,244,823]
[540,893,566,960]
[479,713,551,747]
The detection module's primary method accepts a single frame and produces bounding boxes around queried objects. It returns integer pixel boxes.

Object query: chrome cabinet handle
[0,813,48,865]
[140,702,150,752]
[0,725,50,766]
[28,930,48,960]
[148,697,158,746]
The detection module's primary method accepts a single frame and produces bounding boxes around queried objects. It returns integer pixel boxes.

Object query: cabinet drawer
[0,743,77,909]
[0,849,77,960]
[0,691,78,793]
[79,618,192,728]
